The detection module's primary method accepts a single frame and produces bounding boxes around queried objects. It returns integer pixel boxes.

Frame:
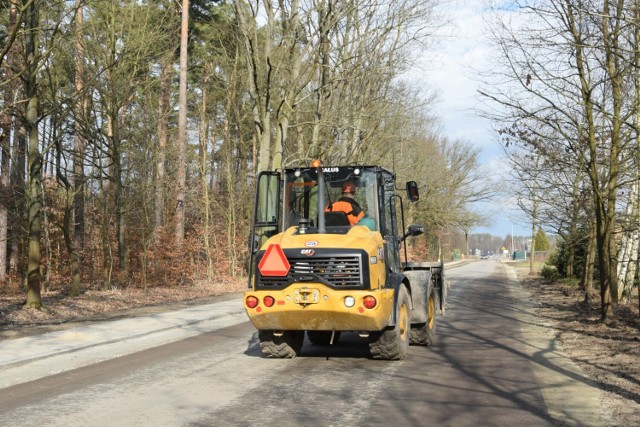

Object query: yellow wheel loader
[244,161,446,360]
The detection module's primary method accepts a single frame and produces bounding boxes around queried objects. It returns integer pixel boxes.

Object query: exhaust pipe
[316,165,326,234]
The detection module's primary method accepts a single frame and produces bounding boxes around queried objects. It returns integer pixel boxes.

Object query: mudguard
[403,269,432,324]
[387,272,410,326]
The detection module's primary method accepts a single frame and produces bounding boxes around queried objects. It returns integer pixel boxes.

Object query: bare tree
[479,1,638,320]
[234,0,443,171]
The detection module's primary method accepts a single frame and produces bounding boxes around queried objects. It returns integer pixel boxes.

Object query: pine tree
[535,228,550,252]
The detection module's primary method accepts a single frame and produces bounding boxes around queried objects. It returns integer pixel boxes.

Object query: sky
[411,0,532,238]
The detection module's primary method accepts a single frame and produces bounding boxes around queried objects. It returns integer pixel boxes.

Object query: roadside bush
[549,232,597,280]
[540,264,560,282]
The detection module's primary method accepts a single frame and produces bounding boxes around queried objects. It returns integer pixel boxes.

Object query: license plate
[294,288,320,304]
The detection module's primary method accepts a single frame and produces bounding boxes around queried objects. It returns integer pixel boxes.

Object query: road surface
[0,260,608,426]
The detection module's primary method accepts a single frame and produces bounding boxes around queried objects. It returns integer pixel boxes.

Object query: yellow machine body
[244,226,394,332]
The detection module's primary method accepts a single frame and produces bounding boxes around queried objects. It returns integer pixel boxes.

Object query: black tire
[410,287,437,346]
[369,285,411,360]
[307,331,342,346]
[258,330,304,358]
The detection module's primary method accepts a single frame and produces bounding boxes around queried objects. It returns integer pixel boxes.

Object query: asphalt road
[0,260,608,426]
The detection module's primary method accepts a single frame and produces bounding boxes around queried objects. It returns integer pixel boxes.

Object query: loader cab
[284,166,382,233]
[248,165,416,283]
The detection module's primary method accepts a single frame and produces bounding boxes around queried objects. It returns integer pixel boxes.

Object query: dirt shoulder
[0,279,246,340]
[515,267,640,426]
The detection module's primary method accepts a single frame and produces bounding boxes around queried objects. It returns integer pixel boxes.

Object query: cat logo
[301,249,315,256]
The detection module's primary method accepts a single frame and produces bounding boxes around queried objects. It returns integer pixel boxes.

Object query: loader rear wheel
[410,287,437,346]
[258,330,304,358]
[369,285,410,360]
[307,331,342,346]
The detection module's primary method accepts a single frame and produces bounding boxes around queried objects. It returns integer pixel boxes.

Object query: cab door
[248,172,281,286]
[380,172,401,274]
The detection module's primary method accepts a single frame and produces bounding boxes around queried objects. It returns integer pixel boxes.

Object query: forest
[3,1,640,322]
[0,1,491,311]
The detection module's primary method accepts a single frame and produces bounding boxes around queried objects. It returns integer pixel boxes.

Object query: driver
[326,181,365,225]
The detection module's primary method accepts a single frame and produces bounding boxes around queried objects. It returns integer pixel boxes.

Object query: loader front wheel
[259,330,304,358]
[369,285,410,360]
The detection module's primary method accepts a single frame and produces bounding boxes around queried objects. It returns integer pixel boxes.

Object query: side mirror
[406,181,419,202]
[401,224,425,242]
[407,224,424,236]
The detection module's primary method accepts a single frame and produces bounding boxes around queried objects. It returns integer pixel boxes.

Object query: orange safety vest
[326,197,364,225]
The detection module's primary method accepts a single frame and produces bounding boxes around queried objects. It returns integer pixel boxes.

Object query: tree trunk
[154,55,172,242]
[40,177,51,292]
[175,0,189,244]
[596,0,624,320]
[54,132,81,296]
[622,230,638,303]
[565,0,619,321]
[24,0,42,308]
[223,68,237,275]
[0,1,19,284]
[582,221,597,305]
[114,145,125,269]
[100,174,112,290]
[566,159,585,279]
[199,80,213,279]
[566,232,576,278]
[310,0,330,159]
[0,122,9,283]
[529,159,538,275]
[594,213,615,319]
[616,184,638,302]
[64,185,81,295]
[9,124,26,282]
[633,3,640,313]
[234,1,272,174]
[7,1,25,284]
[272,0,300,169]
[72,0,86,289]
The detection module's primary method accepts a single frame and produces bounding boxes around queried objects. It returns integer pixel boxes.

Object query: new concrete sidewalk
[0,298,247,386]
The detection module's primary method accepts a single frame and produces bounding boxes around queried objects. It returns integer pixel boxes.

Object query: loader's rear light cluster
[245,295,277,309]
[245,296,259,309]
[343,295,377,309]
[363,296,377,309]
[263,296,275,307]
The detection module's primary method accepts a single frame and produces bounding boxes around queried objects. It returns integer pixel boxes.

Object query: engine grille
[256,249,368,290]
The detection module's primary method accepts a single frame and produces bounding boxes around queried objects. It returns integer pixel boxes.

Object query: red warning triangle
[258,244,290,277]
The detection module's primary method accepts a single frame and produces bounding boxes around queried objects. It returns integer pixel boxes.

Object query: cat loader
[244,160,446,360]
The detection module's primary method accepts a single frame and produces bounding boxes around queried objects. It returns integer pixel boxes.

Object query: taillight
[263,296,275,307]
[246,296,259,309]
[363,296,377,309]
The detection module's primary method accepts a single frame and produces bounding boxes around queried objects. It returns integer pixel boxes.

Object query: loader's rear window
[283,167,379,232]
